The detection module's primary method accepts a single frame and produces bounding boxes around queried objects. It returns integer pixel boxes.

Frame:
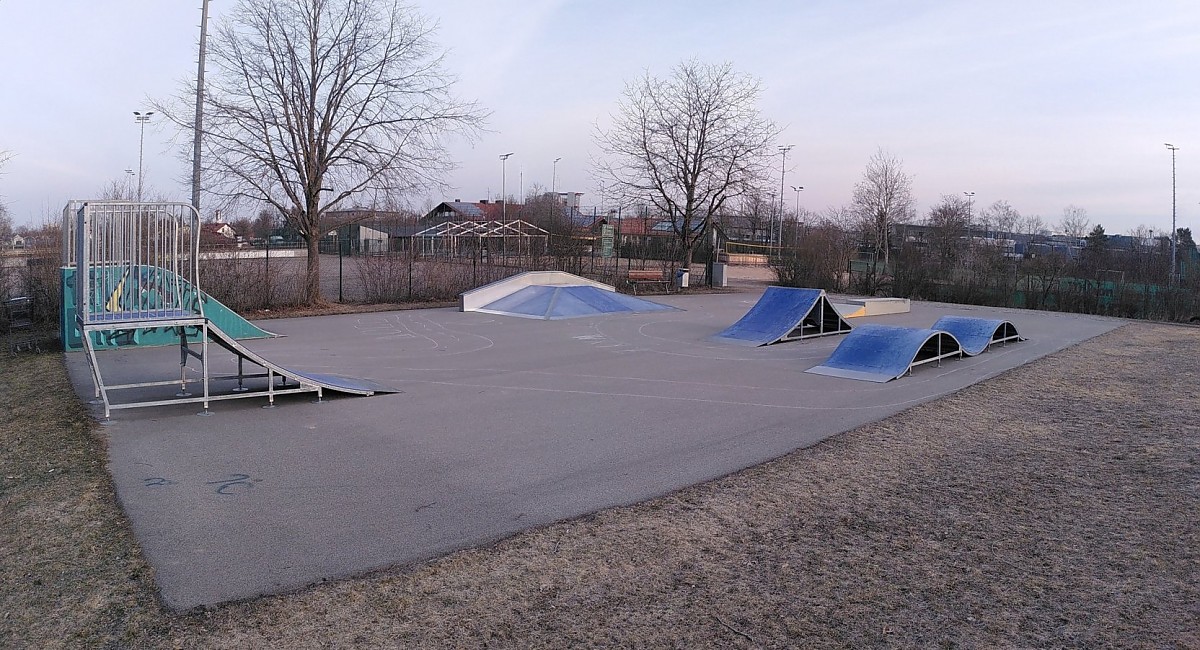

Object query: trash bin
[676,267,690,289]
[711,262,728,287]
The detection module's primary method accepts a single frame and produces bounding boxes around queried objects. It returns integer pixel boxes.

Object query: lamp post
[963,191,976,234]
[1165,143,1179,285]
[499,152,514,223]
[133,111,154,202]
[500,152,514,257]
[791,185,804,245]
[552,157,562,196]
[791,185,804,218]
[777,144,794,249]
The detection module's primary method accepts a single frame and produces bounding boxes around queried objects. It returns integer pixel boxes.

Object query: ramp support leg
[263,368,276,409]
[176,327,192,397]
[80,326,112,420]
[232,355,249,392]
[198,322,211,416]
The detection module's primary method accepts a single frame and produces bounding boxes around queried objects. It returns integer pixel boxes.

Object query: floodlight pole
[552,157,562,196]
[963,191,976,234]
[500,152,514,256]
[791,185,804,218]
[192,0,210,214]
[778,144,794,250]
[134,111,154,202]
[1165,143,1179,285]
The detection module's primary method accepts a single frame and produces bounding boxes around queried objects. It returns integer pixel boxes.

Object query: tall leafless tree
[925,193,971,272]
[981,199,1020,237]
[594,60,779,267]
[1059,205,1090,239]
[164,0,483,303]
[851,148,914,282]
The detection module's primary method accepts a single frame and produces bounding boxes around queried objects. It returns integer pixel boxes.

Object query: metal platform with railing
[70,201,391,419]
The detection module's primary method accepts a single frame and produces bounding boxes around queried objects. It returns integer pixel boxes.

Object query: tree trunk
[304,234,322,304]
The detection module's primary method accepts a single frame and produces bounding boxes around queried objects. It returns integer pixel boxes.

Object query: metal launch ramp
[714,286,852,346]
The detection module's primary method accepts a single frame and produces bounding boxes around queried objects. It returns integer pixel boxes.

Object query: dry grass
[2,322,1198,648]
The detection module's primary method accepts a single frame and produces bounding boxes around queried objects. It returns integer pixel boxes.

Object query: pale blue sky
[1,0,1197,235]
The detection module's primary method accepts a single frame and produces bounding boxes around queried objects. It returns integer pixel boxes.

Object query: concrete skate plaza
[67,290,1123,610]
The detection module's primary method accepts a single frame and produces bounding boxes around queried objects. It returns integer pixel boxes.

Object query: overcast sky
[1,0,1197,235]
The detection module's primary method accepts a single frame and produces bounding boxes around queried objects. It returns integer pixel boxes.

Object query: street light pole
[500,152,514,224]
[791,185,804,219]
[963,191,976,234]
[1165,143,1179,285]
[778,144,794,249]
[134,111,154,202]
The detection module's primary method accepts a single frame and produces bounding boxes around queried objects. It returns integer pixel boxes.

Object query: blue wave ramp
[930,316,1024,356]
[806,324,963,383]
[714,286,852,346]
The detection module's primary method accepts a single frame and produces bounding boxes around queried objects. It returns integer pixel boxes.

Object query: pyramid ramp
[930,316,1023,356]
[462,271,675,320]
[806,324,963,383]
[714,286,851,346]
[476,284,675,320]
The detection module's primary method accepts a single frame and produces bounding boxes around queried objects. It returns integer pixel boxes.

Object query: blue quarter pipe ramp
[806,324,963,383]
[714,286,852,346]
[477,284,675,320]
[930,316,1023,356]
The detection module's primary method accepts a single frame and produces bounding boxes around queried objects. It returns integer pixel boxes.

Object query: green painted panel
[61,266,275,350]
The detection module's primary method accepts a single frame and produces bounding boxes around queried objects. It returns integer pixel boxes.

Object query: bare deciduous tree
[1019,214,1047,238]
[982,199,1020,236]
[166,0,483,303]
[1059,205,1090,239]
[851,148,914,290]
[594,60,779,267]
[925,193,971,271]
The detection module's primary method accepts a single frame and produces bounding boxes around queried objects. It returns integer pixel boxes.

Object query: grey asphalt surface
[65,289,1124,610]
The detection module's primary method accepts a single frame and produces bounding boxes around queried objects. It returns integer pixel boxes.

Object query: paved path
[66,290,1123,609]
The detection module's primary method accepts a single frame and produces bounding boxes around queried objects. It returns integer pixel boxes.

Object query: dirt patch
[2,322,1197,647]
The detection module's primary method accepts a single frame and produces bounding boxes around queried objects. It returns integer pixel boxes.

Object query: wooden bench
[625,268,672,295]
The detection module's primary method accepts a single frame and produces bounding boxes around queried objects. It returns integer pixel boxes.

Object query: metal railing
[73,201,201,325]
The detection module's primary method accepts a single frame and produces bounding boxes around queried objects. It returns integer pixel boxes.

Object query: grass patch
[2,323,1197,647]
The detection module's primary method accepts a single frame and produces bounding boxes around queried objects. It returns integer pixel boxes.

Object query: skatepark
[61,201,1124,610]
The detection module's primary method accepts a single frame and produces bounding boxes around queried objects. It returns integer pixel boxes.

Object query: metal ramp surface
[930,316,1024,356]
[475,284,675,320]
[85,320,396,419]
[714,286,851,346]
[806,324,963,383]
